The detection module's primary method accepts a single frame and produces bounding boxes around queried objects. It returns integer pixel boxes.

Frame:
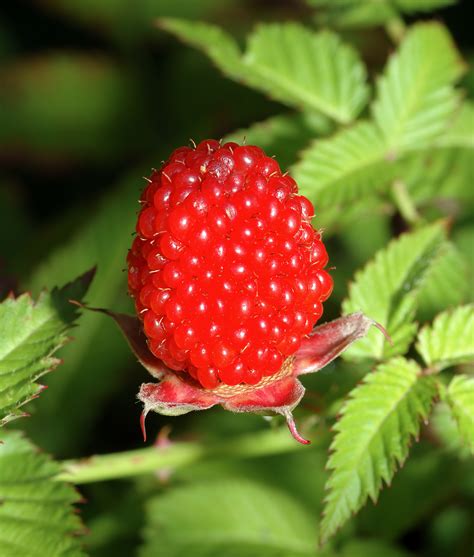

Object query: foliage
[2,1,473,556]
[321,358,437,542]
[0,430,85,556]
[0,270,93,426]
[159,19,369,123]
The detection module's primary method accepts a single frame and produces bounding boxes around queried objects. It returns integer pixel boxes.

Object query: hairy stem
[56,427,305,484]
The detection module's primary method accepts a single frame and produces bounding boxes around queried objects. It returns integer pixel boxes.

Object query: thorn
[282,409,311,445]
[140,410,149,442]
[189,138,197,149]
[143,177,152,183]
[162,171,171,182]
[373,321,393,346]
[242,136,247,145]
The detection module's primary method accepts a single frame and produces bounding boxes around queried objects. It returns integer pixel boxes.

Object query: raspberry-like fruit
[127,140,333,389]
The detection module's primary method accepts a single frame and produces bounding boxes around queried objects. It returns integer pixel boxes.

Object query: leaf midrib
[245,59,351,123]
[378,38,450,148]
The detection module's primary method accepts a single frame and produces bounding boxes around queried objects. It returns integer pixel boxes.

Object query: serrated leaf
[356,446,463,539]
[454,225,474,295]
[140,479,319,557]
[321,357,437,543]
[416,305,474,370]
[446,375,474,452]
[309,0,456,28]
[23,178,138,454]
[402,102,474,208]
[0,270,94,426]
[309,0,396,27]
[159,19,369,122]
[438,101,474,150]
[0,430,85,556]
[417,243,469,321]
[431,401,471,459]
[293,120,396,208]
[395,0,457,13]
[158,18,242,78]
[372,22,465,153]
[342,223,445,361]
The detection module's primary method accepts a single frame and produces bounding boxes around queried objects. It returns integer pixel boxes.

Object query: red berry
[218,359,246,386]
[168,206,193,241]
[211,340,237,368]
[128,140,332,389]
[197,366,219,389]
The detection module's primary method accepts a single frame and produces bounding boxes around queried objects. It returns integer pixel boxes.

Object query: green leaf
[224,112,327,171]
[446,375,474,452]
[321,357,437,543]
[0,430,85,556]
[356,445,464,539]
[416,305,474,370]
[292,121,395,208]
[159,19,369,122]
[158,18,242,78]
[310,1,396,27]
[454,225,474,298]
[402,103,474,208]
[342,223,445,361]
[140,479,319,557]
[23,178,138,455]
[372,22,465,153]
[309,0,456,28]
[431,401,471,459]
[417,243,469,321]
[0,270,94,426]
[438,101,474,150]
[394,0,457,13]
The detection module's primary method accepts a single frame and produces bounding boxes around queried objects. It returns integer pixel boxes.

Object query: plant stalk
[56,427,305,484]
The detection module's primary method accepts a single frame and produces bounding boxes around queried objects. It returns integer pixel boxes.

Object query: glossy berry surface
[127,140,333,388]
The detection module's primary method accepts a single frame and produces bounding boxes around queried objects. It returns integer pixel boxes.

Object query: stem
[56,428,304,484]
[385,16,406,44]
[391,180,422,226]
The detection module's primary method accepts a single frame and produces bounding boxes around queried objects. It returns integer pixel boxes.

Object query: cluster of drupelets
[128,140,333,389]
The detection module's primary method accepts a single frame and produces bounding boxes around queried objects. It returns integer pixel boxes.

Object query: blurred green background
[0,1,472,556]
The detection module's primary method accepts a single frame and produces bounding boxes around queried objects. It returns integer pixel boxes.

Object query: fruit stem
[55,427,305,484]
